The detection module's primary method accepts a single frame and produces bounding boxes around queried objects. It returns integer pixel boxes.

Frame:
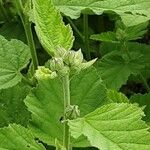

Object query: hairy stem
[122,42,150,92]
[66,17,84,41]
[83,14,91,60]
[63,75,71,150]
[15,0,38,72]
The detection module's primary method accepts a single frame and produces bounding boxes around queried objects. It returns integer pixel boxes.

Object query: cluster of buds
[35,47,97,79]
[50,47,97,76]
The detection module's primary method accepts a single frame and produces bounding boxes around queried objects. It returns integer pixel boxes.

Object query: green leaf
[25,68,109,146]
[0,82,31,127]
[70,68,109,116]
[0,124,44,150]
[121,14,150,26]
[97,51,145,90]
[53,0,150,25]
[55,139,66,150]
[69,103,150,150]
[90,32,118,43]
[116,21,148,41]
[91,21,148,43]
[107,90,129,103]
[0,22,26,43]
[0,35,30,89]
[130,93,150,124]
[32,0,74,55]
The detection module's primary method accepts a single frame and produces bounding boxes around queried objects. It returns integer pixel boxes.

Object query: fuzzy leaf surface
[0,124,44,150]
[25,68,109,146]
[33,0,74,55]
[69,103,150,150]
[107,90,129,103]
[0,83,31,127]
[130,93,150,124]
[97,51,145,90]
[0,35,30,89]
[53,0,150,25]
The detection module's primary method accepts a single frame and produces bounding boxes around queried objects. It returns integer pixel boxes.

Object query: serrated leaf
[0,124,44,150]
[0,82,31,127]
[130,93,150,124]
[53,0,150,25]
[107,90,129,103]
[0,35,30,89]
[91,21,148,43]
[97,51,145,90]
[55,139,66,150]
[33,0,74,55]
[25,68,109,146]
[91,32,118,43]
[69,103,150,150]
[116,21,148,41]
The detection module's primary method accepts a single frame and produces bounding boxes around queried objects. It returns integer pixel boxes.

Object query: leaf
[107,90,129,103]
[32,0,74,55]
[91,21,148,43]
[0,124,44,150]
[0,82,31,127]
[53,0,150,25]
[121,14,150,26]
[130,93,150,124]
[0,22,26,43]
[97,51,145,90]
[0,35,31,89]
[69,103,150,150]
[55,139,66,150]
[90,32,118,43]
[116,21,148,41]
[25,67,109,146]
[70,68,109,116]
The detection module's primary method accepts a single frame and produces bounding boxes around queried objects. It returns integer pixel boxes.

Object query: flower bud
[49,58,64,71]
[64,49,83,66]
[35,66,57,80]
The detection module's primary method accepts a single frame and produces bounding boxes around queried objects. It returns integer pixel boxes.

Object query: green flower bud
[35,66,57,80]
[64,49,83,66]
[49,58,64,71]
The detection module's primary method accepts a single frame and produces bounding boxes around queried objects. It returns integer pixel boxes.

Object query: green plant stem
[23,21,39,71]
[139,74,150,92]
[15,0,38,72]
[122,42,150,92]
[0,0,9,21]
[66,17,84,41]
[22,75,34,87]
[83,14,91,60]
[62,74,71,150]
